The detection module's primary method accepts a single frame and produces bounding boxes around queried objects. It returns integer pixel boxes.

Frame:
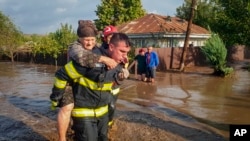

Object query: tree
[23,34,43,63]
[29,24,76,65]
[0,11,24,62]
[179,0,197,71]
[213,0,250,46]
[49,23,76,65]
[177,0,217,26]
[176,0,250,47]
[50,23,77,51]
[200,30,233,77]
[95,0,146,30]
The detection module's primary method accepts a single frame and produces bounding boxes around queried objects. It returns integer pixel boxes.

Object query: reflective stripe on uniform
[72,105,108,117]
[65,61,82,79]
[54,77,67,89]
[75,77,113,91]
[65,61,113,91]
[111,88,120,95]
[108,120,113,126]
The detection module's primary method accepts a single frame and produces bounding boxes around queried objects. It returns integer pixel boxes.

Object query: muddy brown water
[0,62,249,141]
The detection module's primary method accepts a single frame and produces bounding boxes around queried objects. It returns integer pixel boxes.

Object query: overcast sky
[0,0,183,34]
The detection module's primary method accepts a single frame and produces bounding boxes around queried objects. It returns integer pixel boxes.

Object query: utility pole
[179,0,197,71]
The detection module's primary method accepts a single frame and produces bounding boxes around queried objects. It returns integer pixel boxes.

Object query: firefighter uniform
[51,48,123,141]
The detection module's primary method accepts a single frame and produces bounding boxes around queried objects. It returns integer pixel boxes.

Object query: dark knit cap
[77,20,98,38]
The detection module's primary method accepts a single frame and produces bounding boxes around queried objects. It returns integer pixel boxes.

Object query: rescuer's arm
[50,66,72,104]
[50,61,87,105]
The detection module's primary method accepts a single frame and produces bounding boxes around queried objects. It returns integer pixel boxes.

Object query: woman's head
[77,20,98,50]
[139,48,145,55]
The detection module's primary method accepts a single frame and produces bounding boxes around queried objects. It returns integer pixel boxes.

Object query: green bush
[200,31,233,77]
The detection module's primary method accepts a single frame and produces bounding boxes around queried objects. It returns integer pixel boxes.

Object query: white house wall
[129,36,210,48]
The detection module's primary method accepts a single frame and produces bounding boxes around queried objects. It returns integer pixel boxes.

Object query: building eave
[126,33,211,39]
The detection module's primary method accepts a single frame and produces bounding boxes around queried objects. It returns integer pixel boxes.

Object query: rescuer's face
[109,41,130,64]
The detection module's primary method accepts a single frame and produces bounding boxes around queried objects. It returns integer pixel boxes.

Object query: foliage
[28,24,76,61]
[95,0,146,30]
[176,0,220,28]
[200,30,233,77]
[49,23,77,51]
[34,36,60,59]
[127,46,136,64]
[0,11,24,62]
[24,34,43,58]
[213,0,250,46]
[176,0,191,20]
[176,0,250,47]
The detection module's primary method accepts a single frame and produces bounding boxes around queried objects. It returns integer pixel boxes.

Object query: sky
[0,0,183,34]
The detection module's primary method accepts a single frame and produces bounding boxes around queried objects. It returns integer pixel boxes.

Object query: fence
[1,45,248,72]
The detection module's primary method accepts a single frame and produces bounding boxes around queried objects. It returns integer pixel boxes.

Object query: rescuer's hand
[50,93,62,105]
[121,68,129,79]
[50,93,62,110]
[50,100,59,110]
[117,68,129,80]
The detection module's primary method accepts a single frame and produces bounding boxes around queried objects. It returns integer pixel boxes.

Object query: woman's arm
[68,42,117,69]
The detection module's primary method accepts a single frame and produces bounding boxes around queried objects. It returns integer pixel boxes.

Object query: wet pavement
[0,62,250,140]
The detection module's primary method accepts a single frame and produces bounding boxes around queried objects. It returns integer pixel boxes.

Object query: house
[117,13,210,48]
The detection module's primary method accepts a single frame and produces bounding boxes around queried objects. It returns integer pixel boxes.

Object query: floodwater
[0,62,250,140]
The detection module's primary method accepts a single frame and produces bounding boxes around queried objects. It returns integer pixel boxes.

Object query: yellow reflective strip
[111,88,120,95]
[78,77,113,91]
[95,105,109,116]
[54,77,67,89]
[72,105,108,117]
[65,61,82,79]
[72,109,94,117]
[108,120,113,126]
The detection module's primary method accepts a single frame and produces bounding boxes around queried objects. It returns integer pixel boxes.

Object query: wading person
[145,46,159,83]
[132,48,147,81]
[50,33,131,141]
[55,20,118,141]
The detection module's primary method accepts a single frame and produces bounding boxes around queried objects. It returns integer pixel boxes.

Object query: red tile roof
[117,13,209,35]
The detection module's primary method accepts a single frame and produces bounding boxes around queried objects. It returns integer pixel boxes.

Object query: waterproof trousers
[108,88,120,126]
[72,114,109,141]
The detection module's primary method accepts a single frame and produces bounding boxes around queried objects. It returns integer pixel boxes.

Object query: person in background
[101,25,118,49]
[55,20,118,141]
[145,46,159,83]
[50,33,131,141]
[132,48,147,81]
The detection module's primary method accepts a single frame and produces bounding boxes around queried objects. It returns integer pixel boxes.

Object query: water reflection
[146,71,250,124]
[133,83,157,107]
[1,62,250,132]
[0,62,55,100]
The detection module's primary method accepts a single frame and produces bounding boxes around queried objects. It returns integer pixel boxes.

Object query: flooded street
[0,62,249,141]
